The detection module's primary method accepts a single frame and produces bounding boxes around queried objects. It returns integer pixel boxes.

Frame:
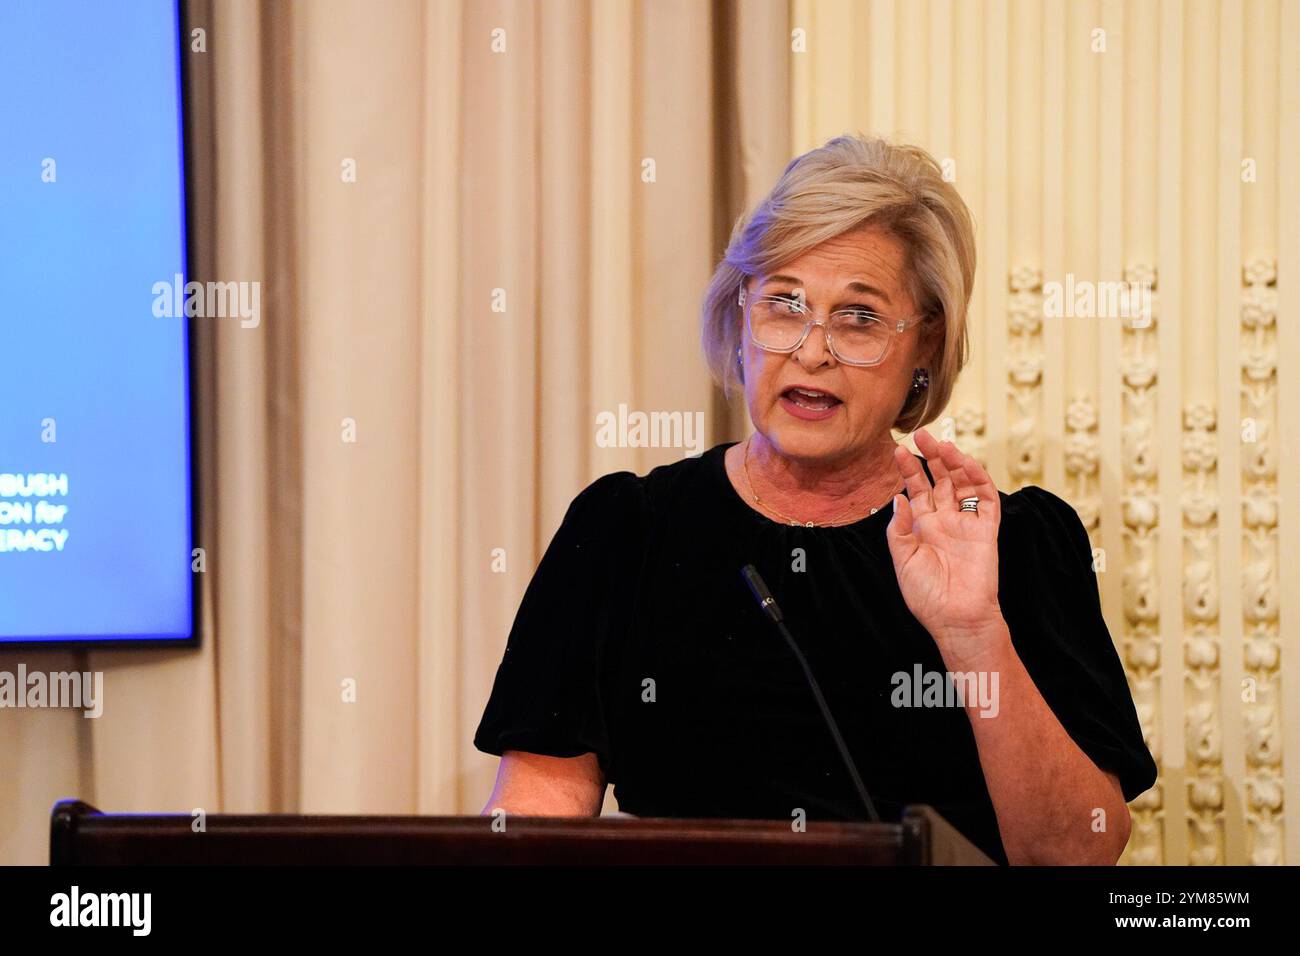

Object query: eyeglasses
[739,286,925,367]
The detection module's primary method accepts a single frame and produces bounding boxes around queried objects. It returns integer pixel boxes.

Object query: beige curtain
[0,0,790,864]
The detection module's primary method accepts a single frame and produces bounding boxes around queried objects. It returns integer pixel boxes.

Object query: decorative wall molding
[1008,266,1044,489]
[1182,395,1223,865]
[1121,263,1162,865]
[1240,257,1282,866]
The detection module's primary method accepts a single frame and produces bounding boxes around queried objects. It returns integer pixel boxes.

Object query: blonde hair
[701,133,976,433]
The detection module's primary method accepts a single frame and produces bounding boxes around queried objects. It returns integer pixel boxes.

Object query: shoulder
[569,468,647,515]
[547,447,732,576]
[999,483,1085,524]
[572,442,732,521]
[557,470,651,548]
[642,442,732,509]
[532,471,651,586]
[996,483,1095,576]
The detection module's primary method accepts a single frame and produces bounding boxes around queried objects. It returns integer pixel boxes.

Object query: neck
[744,432,902,524]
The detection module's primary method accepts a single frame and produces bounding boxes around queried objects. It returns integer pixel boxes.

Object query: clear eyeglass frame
[738,286,926,367]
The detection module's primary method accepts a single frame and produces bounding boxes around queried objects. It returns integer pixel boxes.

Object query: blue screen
[0,0,194,642]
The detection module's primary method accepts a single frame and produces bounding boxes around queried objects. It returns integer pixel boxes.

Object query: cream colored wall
[791,0,1300,865]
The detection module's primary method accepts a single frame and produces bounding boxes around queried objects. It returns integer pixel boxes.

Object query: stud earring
[911,367,930,392]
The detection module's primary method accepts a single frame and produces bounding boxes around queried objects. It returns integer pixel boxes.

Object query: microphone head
[740,563,768,601]
[740,564,783,623]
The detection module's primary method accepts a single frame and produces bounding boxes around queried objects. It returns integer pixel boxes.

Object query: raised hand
[885,428,1005,655]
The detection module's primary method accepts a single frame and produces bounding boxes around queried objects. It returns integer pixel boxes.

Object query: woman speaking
[473,133,1156,866]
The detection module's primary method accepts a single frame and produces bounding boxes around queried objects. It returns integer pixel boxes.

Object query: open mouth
[781,386,842,411]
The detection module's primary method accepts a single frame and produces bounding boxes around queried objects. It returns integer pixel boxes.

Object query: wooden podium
[50,800,994,865]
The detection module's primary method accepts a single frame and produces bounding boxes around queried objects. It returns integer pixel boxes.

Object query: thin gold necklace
[740,437,902,528]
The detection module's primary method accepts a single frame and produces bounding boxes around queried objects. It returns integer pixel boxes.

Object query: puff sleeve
[999,485,1158,802]
[472,471,648,778]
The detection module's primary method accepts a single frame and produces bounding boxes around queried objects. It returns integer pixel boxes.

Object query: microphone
[740,564,881,823]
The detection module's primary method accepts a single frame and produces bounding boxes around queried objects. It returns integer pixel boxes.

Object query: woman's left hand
[885,428,1005,659]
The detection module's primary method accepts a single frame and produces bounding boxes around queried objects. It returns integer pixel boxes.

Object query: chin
[761,416,854,463]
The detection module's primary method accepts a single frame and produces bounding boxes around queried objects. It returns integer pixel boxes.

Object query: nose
[793,320,836,370]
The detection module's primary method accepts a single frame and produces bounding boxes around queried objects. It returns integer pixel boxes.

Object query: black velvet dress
[474,441,1157,865]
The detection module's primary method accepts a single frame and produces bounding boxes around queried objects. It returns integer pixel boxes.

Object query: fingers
[953,449,1001,525]
[913,429,1000,522]
[913,428,957,511]
[891,443,933,515]
[885,492,917,563]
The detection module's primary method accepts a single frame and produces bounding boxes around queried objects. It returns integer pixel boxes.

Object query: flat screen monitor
[0,0,196,646]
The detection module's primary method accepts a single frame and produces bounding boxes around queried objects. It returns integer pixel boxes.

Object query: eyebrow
[761,274,893,306]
